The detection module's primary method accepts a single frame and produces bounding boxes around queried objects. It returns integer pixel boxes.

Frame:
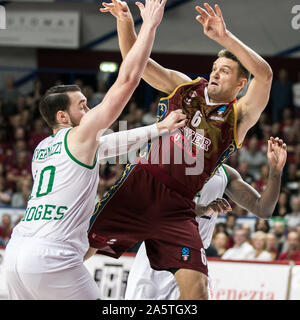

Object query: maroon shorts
[88,163,208,276]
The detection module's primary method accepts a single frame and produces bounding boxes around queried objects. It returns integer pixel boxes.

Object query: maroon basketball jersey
[137,77,241,199]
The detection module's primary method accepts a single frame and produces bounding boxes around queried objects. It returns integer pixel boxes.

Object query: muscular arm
[196,4,273,145]
[222,32,273,144]
[68,0,166,165]
[109,1,191,94]
[224,164,281,219]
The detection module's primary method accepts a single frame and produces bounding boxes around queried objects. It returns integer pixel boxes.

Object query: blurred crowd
[0,67,299,261]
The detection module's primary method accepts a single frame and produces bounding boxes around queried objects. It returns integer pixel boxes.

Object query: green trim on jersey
[221,165,229,185]
[64,128,97,170]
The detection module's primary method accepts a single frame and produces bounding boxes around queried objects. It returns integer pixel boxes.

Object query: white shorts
[4,236,100,300]
[125,242,179,300]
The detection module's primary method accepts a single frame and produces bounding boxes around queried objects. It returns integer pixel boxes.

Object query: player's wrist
[268,166,282,179]
[156,122,169,135]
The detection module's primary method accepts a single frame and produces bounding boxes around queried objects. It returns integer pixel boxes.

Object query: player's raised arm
[195,3,273,145]
[224,138,287,219]
[101,0,192,94]
[69,0,166,161]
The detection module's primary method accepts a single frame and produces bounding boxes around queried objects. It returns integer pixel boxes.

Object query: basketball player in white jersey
[3,0,184,300]
[125,137,287,299]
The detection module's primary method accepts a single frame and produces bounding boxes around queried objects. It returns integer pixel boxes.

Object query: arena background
[0,0,300,300]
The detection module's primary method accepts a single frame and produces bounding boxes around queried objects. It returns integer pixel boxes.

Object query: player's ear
[237,77,247,91]
[56,110,70,125]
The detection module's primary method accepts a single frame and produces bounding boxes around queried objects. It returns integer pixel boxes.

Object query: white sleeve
[97,124,158,161]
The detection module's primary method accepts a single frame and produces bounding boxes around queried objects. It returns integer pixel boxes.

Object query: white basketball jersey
[196,165,228,249]
[125,166,228,300]
[11,127,99,256]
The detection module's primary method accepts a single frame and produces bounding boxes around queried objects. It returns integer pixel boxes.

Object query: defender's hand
[196,198,232,217]
[267,137,287,173]
[136,0,167,29]
[195,3,228,42]
[100,0,133,21]
[156,109,187,134]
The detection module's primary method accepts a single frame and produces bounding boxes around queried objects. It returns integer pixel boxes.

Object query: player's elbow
[258,64,273,83]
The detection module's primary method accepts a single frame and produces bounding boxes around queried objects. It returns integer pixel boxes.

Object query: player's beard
[69,113,80,127]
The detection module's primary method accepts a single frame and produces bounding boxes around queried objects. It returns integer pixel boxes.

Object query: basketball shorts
[88,163,208,276]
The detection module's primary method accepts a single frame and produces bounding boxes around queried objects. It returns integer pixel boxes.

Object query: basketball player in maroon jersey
[86,2,273,300]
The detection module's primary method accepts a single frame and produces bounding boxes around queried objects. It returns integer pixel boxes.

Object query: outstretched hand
[267,137,287,173]
[195,3,227,41]
[101,0,167,28]
[135,0,167,28]
[100,0,132,21]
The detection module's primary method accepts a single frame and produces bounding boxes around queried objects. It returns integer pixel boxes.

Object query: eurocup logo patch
[217,105,226,116]
[181,247,190,261]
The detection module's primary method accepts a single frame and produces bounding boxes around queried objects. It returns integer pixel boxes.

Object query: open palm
[100,0,132,21]
[267,137,287,172]
[195,3,227,41]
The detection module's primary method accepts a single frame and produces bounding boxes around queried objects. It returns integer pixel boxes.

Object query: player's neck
[52,124,72,135]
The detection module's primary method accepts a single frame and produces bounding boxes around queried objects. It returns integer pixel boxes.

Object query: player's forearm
[98,124,158,160]
[217,31,273,81]
[117,22,157,86]
[117,18,137,59]
[254,169,282,219]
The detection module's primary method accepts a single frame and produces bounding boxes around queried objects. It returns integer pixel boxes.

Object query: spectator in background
[236,161,255,185]
[272,220,287,256]
[6,150,31,191]
[285,195,300,231]
[277,231,300,262]
[255,218,270,233]
[273,191,289,217]
[212,232,229,257]
[142,102,157,125]
[266,232,279,260]
[0,75,21,105]
[222,228,255,260]
[239,135,268,180]
[283,162,300,194]
[28,118,50,151]
[248,231,273,261]
[0,213,13,245]
[241,224,252,242]
[0,176,12,207]
[292,71,300,117]
[91,79,107,107]
[11,178,32,208]
[270,68,293,123]
[253,164,269,193]
[225,213,237,248]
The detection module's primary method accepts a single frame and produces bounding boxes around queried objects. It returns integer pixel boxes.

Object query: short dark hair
[39,85,81,129]
[218,49,250,81]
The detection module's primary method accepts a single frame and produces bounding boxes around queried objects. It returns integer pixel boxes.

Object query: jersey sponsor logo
[181,247,191,261]
[33,142,62,161]
[183,127,211,151]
